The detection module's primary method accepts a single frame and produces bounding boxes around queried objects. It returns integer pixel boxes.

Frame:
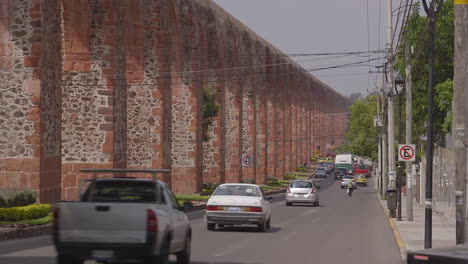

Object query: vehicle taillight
[414,255,429,261]
[206,206,224,211]
[245,207,263,212]
[52,207,59,230]
[147,209,158,232]
[310,188,316,194]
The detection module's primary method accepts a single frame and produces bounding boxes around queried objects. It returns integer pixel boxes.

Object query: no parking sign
[398,144,416,162]
[242,154,254,167]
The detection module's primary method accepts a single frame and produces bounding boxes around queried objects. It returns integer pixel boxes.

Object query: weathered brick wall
[0,0,40,195]
[1,0,351,199]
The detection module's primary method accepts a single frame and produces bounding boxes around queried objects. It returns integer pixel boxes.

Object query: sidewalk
[378,190,456,261]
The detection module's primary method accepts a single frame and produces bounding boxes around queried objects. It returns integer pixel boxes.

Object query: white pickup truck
[53,177,192,264]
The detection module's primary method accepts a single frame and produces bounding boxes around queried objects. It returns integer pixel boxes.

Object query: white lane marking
[2,246,56,257]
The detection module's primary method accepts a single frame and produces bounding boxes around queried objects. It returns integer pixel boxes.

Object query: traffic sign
[242,154,253,167]
[398,144,416,161]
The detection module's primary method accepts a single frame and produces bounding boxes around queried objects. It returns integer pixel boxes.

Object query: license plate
[91,250,113,260]
[228,207,241,212]
[294,194,304,198]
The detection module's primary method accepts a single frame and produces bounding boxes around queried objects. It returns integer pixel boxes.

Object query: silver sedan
[286,180,320,206]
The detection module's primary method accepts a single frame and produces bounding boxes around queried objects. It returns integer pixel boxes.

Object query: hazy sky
[213,0,406,97]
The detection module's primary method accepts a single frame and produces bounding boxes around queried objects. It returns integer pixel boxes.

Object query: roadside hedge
[0,204,51,222]
[0,189,37,208]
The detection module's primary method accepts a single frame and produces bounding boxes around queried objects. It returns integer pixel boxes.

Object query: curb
[0,223,52,242]
[376,194,407,262]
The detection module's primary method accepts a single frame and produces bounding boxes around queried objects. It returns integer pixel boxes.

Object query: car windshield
[343,176,353,180]
[213,185,261,197]
[84,180,159,203]
[316,167,325,171]
[337,168,347,172]
[290,181,313,188]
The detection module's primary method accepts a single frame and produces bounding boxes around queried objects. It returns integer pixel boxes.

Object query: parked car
[53,178,193,264]
[286,180,320,206]
[341,175,357,189]
[205,184,272,232]
[315,167,328,178]
[335,167,348,180]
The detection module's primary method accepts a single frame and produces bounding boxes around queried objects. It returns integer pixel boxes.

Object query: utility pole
[382,67,389,197]
[387,0,396,187]
[454,0,468,245]
[405,41,414,221]
[377,95,383,195]
[422,0,439,249]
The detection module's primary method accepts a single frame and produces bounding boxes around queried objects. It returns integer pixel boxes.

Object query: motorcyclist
[347,180,354,197]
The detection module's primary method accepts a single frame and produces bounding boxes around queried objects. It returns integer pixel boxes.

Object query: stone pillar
[0,0,43,199]
[223,25,241,183]
[241,37,255,182]
[266,53,277,179]
[254,43,267,184]
[127,0,162,178]
[170,3,202,193]
[40,0,62,203]
[203,12,224,185]
[61,0,128,200]
[277,63,285,179]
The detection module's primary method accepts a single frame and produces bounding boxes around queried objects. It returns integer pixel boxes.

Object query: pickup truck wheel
[176,236,191,264]
[57,254,80,264]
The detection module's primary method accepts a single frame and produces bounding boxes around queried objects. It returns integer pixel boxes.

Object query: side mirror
[266,196,273,201]
[316,186,321,190]
[180,201,193,212]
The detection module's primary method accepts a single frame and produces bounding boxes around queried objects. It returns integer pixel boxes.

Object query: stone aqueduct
[0,0,350,203]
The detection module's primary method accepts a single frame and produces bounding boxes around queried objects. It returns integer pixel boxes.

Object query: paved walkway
[378,187,456,261]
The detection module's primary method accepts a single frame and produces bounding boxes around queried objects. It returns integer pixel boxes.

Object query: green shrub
[242,178,256,184]
[284,174,297,180]
[0,189,37,208]
[0,204,51,222]
[266,176,277,182]
[0,196,6,208]
[297,166,306,172]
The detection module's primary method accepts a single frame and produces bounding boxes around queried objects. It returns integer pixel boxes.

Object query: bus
[335,154,354,174]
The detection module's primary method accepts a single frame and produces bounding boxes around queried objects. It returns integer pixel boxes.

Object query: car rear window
[290,181,313,188]
[316,167,325,171]
[83,180,160,203]
[213,185,261,197]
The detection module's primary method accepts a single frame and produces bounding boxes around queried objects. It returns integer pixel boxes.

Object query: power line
[61,56,387,86]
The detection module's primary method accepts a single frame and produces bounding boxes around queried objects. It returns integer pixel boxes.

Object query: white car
[205,183,272,232]
[341,175,357,189]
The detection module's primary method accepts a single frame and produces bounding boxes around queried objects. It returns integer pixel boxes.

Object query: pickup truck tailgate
[58,202,150,244]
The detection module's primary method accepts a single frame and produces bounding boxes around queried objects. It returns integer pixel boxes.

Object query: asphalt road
[0,173,402,264]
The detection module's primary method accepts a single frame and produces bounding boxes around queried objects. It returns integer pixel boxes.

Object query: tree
[203,87,219,142]
[394,0,454,148]
[341,96,378,161]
